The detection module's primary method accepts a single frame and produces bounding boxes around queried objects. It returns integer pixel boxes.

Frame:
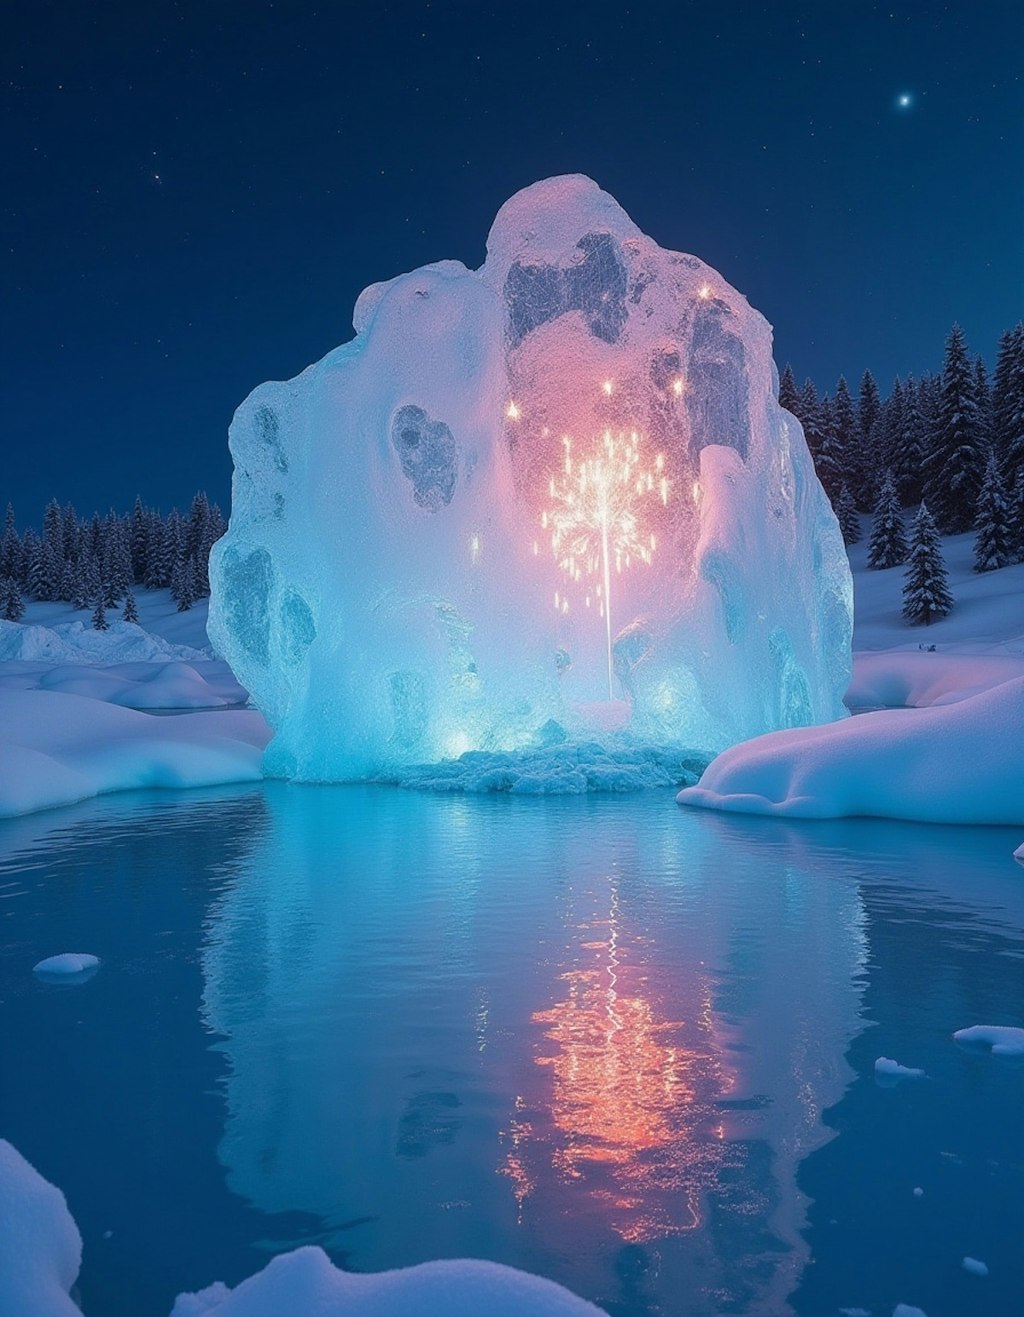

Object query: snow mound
[962,1257,989,1277]
[171,1246,605,1316]
[847,650,1024,711]
[678,676,1024,824]
[0,689,269,818]
[874,1057,925,1081]
[33,953,100,977]
[953,1025,1024,1057]
[0,1141,82,1317]
[0,659,248,710]
[393,741,708,794]
[0,618,211,664]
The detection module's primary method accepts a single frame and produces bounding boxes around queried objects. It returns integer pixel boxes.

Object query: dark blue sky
[3,1,1021,518]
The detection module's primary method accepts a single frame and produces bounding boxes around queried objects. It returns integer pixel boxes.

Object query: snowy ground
[0,535,1022,821]
[680,530,1024,823]
[0,592,270,818]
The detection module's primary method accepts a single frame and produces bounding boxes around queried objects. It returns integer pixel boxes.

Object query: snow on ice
[32,953,100,977]
[210,174,851,782]
[874,1057,926,1081]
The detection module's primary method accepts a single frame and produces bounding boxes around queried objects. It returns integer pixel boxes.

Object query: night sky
[3,1,1021,519]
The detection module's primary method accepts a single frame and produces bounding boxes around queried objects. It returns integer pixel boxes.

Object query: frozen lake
[2,784,1023,1315]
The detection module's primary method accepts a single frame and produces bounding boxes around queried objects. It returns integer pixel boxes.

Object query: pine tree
[797,378,824,462]
[0,505,18,581]
[1012,470,1024,563]
[902,503,953,624]
[130,495,149,584]
[856,369,882,506]
[975,356,992,452]
[925,325,986,534]
[867,469,908,568]
[831,376,859,502]
[1,577,25,622]
[973,453,1013,572]
[122,589,140,624]
[994,324,1024,486]
[778,363,799,415]
[814,394,843,500]
[91,598,109,632]
[71,558,91,610]
[173,556,197,612]
[835,483,861,546]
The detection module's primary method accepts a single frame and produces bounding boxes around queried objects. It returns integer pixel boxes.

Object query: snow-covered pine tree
[1012,470,1024,564]
[796,378,822,459]
[867,469,908,568]
[122,589,140,624]
[0,505,18,581]
[835,482,861,545]
[973,452,1013,572]
[975,356,992,452]
[1,576,25,622]
[174,556,197,612]
[830,376,859,502]
[902,503,953,624]
[130,496,149,585]
[856,369,882,507]
[778,363,799,415]
[57,556,77,602]
[71,557,91,610]
[91,598,109,631]
[994,323,1024,487]
[924,326,986,534]
[19,529,40,594]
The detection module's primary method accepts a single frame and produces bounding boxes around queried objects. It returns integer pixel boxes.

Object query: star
[896,92,913,110]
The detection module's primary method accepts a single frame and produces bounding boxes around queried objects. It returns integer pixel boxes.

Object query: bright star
[896,93,913,109]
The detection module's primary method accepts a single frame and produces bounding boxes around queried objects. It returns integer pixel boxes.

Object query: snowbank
[0,659,247,710]
[952,1025,1024,1057]
[0,1141,604,1317]
[0,1142,82,1317]
[171,1247,605,1316]
[847,650,1024,711]
[678,676,1024,824]
[0,690,269,818]
[0,618,211,664]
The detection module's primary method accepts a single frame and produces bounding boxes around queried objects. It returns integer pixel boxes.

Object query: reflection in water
[5,785,1024,1314]
[196,786,870,1313]
[503,877,734,1244]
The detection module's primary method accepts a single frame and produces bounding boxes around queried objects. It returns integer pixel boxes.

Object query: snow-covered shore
[682,531,1024,823]
[2,532,1023,822]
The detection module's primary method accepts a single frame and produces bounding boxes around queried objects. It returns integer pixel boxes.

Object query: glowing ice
[209,175,852,781]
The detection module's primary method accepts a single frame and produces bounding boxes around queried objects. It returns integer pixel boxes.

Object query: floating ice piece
[912,1186,923,1197]
[170,1246,606,1316]
[0,1141,82,1317]
[1014,841,1024,865]
[874,1057,926,1081]
[32,953,100,977]
[210,174,851,782]
[953,1025,1024,1057]
[962,1257,989,1277]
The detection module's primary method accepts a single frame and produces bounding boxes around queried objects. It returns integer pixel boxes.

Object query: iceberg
[209,175,851,781]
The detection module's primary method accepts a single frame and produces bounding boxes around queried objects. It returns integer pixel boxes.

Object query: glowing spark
[602,379,614,396]
[672,378,685,397]
[507,400,521,420]
[698,283,711,300]
[543,427,669,699]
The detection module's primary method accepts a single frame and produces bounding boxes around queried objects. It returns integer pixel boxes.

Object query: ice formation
[209,174,852,781]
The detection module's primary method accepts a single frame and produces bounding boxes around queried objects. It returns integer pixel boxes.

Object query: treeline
[782,320,1024,622]
[0,493,226,625]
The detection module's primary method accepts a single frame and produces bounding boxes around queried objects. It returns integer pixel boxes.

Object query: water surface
[1,784,1022,1315]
